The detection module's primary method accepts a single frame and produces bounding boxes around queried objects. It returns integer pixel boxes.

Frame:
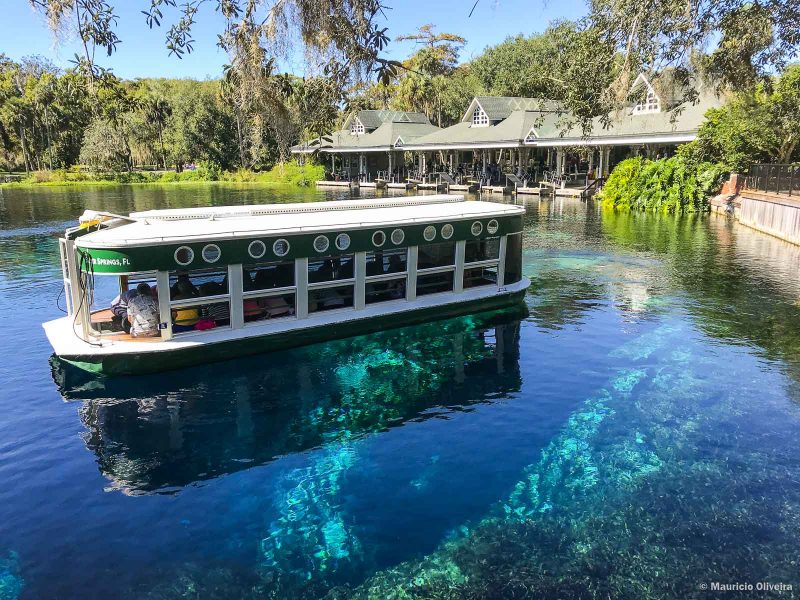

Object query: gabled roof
[463,97,561,122]
[343,109,432,131]
[628,71,694,111]
[292,119,441,153]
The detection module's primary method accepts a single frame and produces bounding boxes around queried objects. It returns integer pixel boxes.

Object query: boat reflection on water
[51,306,526,495]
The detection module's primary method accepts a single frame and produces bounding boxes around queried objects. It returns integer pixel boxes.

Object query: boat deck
[90,308,163,342]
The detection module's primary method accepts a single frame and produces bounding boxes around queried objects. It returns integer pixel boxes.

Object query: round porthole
[391,228,405,245]
[248,240,266,259]
[202,243,221,263]
[174,246,194,266]
[441,224,454,239]
[423,225,436,242]
[471,221,483,236]
[273,239,290,257]
[372,230,386,247]
[487,219,499,234]
[335,233,351,251]
[313,235,330,253]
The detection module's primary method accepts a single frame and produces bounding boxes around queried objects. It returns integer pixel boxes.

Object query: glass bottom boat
[43,195,529,376]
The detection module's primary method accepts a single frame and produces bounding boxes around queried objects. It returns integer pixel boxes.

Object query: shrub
[258,160,325,186]
[599,156,727,213]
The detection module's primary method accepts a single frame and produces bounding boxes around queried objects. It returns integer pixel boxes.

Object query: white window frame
[462,236,503,291]
[350,118,365,135]
[307,254,357,315]
[415,241,458,297]
[240,262,298,327]
[633,89,660,114]
[363,247,409,307]
[167,267,233,337]
[472,106,490,127]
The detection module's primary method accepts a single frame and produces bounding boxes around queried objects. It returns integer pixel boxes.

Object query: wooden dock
[387,182,416,190]
[554,187,582,198]
[449,183,477,193]
[482,185,513,194]
[316,180,356,188]
[516,187,543,195]
[358,181,386,189]
[418,182,447,191]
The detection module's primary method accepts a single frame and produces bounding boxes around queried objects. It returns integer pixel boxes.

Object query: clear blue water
[1,185,800,598]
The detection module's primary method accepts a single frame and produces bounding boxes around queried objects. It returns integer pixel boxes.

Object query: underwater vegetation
[258,313,521,588]
[334,319,800,599]
[0,553,22,600]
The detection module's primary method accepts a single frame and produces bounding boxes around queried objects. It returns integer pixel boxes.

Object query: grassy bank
[0,160,326,188]
[598,156,726,213]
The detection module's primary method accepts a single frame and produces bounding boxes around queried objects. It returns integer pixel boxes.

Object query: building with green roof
[293,74,723,186]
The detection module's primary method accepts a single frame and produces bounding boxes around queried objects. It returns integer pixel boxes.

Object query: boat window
[89,272,159,335]
[365,278,407,304]
[248,240,266,259]
[313,235,330,253]
[390,228,405,245]
[372,231,386,247]
[417,242,455,270]
[335,233,351,251]
[417,271,454,296]
[465,237,500,263]
[171,300,230,332]
[174,246,194,266]
[243,292,296,324]
[273,239,290,257]
[244,261,295,291]
[365,248,407,276]
[464,265,499,289]
[503,233,523,285]
[201,244,221,264]
[308,254,355,284]
[169,268,228,301]
[309,284,354,313]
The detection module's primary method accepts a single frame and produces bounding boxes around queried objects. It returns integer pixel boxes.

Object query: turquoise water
[1,185,800,598]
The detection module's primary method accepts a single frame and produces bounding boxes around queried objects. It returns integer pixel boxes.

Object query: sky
[2,0,587,80]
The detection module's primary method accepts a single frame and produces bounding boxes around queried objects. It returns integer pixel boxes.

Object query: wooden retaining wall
[738,192,800,246]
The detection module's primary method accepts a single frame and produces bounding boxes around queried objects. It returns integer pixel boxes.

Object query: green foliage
[599,156,726,213]
[79,118,132,173]
[254,161,325,186]
[679,65,800,172]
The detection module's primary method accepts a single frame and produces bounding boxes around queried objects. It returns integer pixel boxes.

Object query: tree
[142,96,172,169]
[393,25,466,126]
[79,117,131,172]
[681,64,800,172]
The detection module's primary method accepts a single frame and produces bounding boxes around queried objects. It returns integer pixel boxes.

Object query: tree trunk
[235,111,246,168]
[19,124,31,173]
[45,105,54,170]
[157,122,167,170]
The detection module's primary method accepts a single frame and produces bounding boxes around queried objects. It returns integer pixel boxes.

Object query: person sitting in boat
[170,273,199,300]
[126,283,161,338]
[111,286,141,333]
[171,278,201,332]
[198,282,230,326]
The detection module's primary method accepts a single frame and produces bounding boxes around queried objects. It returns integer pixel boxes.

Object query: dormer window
[350,119,365,135]
[633,89,660,114]
[472,106,489,127]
